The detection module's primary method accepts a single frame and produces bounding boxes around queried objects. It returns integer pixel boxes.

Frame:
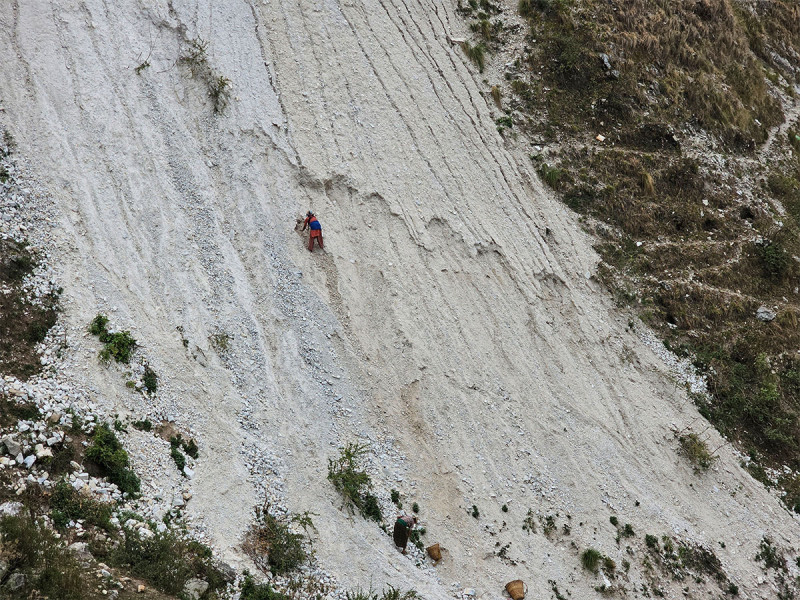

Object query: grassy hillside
[481,0,800,499]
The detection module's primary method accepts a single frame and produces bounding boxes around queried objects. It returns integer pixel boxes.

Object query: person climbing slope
[393,514,417,554]
[302,211,324,252]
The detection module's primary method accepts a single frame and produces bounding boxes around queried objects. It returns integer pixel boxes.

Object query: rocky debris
[756,306,777,322]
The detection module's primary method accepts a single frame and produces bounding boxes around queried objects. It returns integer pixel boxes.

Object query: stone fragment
[756,306,777,321]
[2,435,21,456]
[183,578,209,600]
[23,455,36,469]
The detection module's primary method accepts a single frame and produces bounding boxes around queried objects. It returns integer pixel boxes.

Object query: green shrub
[244,507,311,575]
[89,314,109,337]
[143,364,158,394]
[183,438,199,459]
[645,534,659,549]
[609,515,619,526]
[132,418,152,431]
[111,527,228,595]
[90,315,137,363]
[50,480,112,530]
[171,445,186,473]
[581,548,602,573]
[678,432,717,472]
[1,513,99,599]
[390,489,400,505]
[758,240,791,279]
[99,331,137,363]
[240,570,288,600]
[327,442,382,521]
[85,423,140,495]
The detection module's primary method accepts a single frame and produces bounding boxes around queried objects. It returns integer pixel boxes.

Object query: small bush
[89,314,109,336]
[755,536,783,570]
[244,507,310,575]
[50,480,112,531]
[209,331,231,351]
[327,442,382,521]
[581,548,602,573]
[758,240,791,280]
[85,423,140,495]
[171,445,186,473]
[502,504,509,512]
[609,515,619,526]
[132,418,152,431]
[645,534,659,549]
[390,489,401,505]
[143,364,158,394]
[183,437,199,459]
[412,502,419,513]
[678,432,717,472]
[240,570,288,600]
[471,504,480,518]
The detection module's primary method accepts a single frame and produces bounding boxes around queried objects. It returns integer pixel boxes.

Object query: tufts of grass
[490,85,502,107]
[327,442,382,521]
[539,163,565,189]
[85,423,140,495]
[179,38,232,114]
[462,41,486,72]
[678,432,717,472]
[581,548,602,573]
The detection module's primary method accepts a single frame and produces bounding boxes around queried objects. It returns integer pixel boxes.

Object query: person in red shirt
[302,211,324,252]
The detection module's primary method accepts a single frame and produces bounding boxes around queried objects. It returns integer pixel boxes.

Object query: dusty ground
[1,1,799,598]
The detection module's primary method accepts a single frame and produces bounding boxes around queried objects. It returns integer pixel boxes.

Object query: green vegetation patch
[0,239,58,379]
[0,513,101,600]
[89,314,137,363]
[50,480,113,531]
[85,423,140,495]
[243,507,313,576]
[327,442,382,521]
[111,526,229,596]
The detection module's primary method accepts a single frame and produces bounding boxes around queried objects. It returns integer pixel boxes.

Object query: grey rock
[183,578,209,600]
[2,435,21,456]
[756,306,777,322]
[5,572,26,591]
[68,542,93,563]
[23,454,36,469]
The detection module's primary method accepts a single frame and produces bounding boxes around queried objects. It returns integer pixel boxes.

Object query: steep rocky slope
[0,1,798,598]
